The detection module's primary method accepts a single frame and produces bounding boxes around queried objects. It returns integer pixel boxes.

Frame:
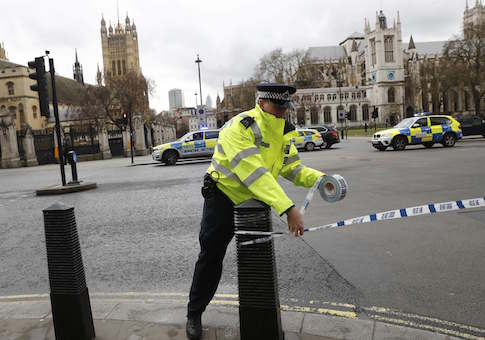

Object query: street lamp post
[195,54,203,107]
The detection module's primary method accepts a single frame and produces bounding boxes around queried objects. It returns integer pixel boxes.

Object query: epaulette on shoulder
[240,116,255,129]
[284,120,296,134]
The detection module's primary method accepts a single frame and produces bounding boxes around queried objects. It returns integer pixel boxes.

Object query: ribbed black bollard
[43,203,95,340]
[235,200,284,340]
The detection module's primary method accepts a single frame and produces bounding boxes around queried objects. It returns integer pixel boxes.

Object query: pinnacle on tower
[408,35,416,50]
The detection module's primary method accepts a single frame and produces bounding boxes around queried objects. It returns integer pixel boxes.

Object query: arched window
[350,105,357,121]
[112,61,116,75]
[6,82,14,95]
[324,106,332,123]
[117,60,121,75]
[18,103,25,125]
[362,104,369,121]
[388,87,395,103]
[0,105,5,111]
[32,105,38,119]
[311,106,319,124]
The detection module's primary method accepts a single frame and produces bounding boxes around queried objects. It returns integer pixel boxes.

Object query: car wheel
[377,145,387,151]
[305,142,315,151]
[320,140,328,149]
[423,142,434,148]
[392,135,407,151]
[325,143,332,149]
[164,150,178,165]
[442,133,456,147]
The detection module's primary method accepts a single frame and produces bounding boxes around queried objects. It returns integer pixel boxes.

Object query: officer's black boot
[186,313,202,340]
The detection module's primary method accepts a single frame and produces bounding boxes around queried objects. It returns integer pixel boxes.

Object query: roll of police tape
[237,196,485,246]
[319,174,347,203]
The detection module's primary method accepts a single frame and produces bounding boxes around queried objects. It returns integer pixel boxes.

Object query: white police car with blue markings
[371,114,462,151]
[152,129,219,165]
[292,129,324,151]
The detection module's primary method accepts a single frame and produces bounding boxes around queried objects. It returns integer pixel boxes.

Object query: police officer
[186,83,326,339]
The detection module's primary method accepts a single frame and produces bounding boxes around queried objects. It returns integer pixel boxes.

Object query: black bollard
[43,203,95,340]
[235,200,284,340]
[67,151,80,185]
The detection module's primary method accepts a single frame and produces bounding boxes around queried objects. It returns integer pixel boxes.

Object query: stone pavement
[0,294,464,340]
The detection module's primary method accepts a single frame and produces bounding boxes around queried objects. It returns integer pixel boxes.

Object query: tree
[419,57,460,113]
[443,22,485,114]
[77,84,119,129]
[254,48,336,88]
[108,71,153,121]
[254,48,318,86]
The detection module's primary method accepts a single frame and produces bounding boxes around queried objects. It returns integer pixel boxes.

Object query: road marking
[371,315,485,340]
[0,293,483,338]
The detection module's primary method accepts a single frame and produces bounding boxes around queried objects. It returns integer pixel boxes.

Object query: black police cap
[256,83,297,95]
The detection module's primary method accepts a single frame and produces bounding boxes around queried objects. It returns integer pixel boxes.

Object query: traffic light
[122,112,128,125]
[372,107,379,119]
[28,57,50,118]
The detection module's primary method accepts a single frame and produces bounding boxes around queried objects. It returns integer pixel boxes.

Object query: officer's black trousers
[187,186,234,317]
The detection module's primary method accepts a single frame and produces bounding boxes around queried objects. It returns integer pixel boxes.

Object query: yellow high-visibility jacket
[207,104,325,215]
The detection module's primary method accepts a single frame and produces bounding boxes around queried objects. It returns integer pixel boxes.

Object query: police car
[371,113,462,151]
[293,129,324,151]
[152,129,219,165]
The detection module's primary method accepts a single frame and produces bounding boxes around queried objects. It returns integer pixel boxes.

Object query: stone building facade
[217,4,484,128]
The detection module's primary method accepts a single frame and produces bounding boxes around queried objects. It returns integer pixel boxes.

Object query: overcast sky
[1,0,469,111]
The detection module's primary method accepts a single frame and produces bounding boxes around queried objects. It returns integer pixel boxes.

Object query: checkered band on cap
[257,90,292,102]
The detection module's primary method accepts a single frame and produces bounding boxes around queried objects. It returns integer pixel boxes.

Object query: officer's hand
[286,207,304,237]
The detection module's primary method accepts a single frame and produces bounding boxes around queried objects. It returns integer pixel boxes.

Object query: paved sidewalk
[0,294,467,340]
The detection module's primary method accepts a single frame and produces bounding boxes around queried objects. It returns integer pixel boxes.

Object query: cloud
[0,0,467,111]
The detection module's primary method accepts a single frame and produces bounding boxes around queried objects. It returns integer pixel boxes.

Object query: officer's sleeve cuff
[280,205,295,217]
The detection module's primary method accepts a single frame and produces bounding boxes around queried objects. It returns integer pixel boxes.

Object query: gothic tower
[100,13,141,80]
[464,0,485,28]
[364,10,405,123]
[73,49,84,85]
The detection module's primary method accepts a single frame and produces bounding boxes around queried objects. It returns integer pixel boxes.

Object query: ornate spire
[408,35,416,50]
[397,10,401,24]
[0,41,7,61]
[96,63,102,86]
[73,49,84,85]
[466,0,469,10]
[101,14,106,26]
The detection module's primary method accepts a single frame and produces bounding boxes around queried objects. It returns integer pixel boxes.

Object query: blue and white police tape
[237,196,485,246]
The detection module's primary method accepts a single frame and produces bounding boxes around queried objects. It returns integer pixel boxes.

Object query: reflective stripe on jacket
[207,104,325,215]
